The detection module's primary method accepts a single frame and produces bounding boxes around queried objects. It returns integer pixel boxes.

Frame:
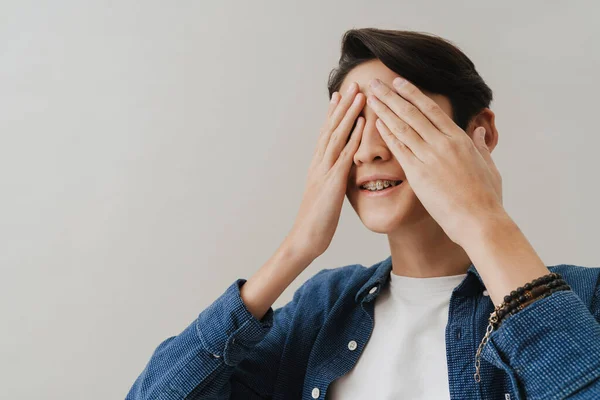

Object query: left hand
[367,77,504,245]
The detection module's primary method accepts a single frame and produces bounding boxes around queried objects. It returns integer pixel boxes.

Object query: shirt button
[369,286,378,294]
[312,387,320,398]
[348,340,357,351]
[483,290,489,296]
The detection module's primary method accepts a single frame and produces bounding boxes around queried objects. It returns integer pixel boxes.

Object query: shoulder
[308,262,367,285]
[547,263,600,320]
[300,262,368,298]
[295,258,385,312]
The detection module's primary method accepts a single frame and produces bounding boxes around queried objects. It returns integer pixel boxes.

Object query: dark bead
[524,282,532,290]
[504,295,512,303]
[510,290,518,298]
[531,286,543,296]
[518,295,527,303]
[535,280,546,289]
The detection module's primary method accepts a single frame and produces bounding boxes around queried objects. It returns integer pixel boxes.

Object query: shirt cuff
[482,290,600,399]
[196,278,274,367]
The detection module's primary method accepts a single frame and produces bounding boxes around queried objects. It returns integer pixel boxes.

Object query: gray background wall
[1,1,598,399]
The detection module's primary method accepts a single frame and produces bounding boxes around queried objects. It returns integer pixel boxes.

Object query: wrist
[280,234,318,266]
[456,207,516,250]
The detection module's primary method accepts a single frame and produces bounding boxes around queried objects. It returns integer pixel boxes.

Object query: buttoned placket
[307,272,490,399]
[446,288,483,400]
[308,283,381,399]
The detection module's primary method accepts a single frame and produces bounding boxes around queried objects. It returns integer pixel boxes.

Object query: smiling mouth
[359,180,403,192]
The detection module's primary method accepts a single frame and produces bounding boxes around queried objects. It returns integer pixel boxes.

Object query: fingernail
[394,77,406,87]
[346,82,357,94]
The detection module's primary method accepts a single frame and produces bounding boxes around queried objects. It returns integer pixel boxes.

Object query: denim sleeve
[125,276,308,400]
[482,289,600,400]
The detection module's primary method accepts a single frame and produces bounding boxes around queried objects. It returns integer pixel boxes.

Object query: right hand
[287,82,366,260]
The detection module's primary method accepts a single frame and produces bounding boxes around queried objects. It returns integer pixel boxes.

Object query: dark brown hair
[327,28,493,131]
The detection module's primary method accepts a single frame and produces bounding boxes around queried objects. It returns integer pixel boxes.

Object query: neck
[387,215,472,278]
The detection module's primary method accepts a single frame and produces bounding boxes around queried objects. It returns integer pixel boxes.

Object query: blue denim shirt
[126,256,600,400]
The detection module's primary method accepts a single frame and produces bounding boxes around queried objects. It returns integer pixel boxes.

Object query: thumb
[474,126,495,167]
[475,126,488,152]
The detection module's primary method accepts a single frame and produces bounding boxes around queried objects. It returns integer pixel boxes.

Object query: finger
[315,83,359,161]
[324,92,365,167]
[392,77,459,137]
[326,83,360,136]
[372,79,441,145]
[375,118,422,167]
[473,127,503,203]
[333,116,365,174]
[313,91,342,160]
[473,127,493,162]
[327,92,340,118]
[474,127,501,177]
[323,84,358,137]
[368,95,429,161]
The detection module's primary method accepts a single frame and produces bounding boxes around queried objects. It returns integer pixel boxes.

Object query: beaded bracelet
[474,272,571,383]
[498,278,570,327]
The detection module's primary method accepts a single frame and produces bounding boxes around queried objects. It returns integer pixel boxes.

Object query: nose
[352,113,395,166]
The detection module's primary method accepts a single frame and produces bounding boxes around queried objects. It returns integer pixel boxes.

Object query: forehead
[338,59,452,113]
[338,59,402,96]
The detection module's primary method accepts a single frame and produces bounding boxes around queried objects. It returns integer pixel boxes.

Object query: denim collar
[355,255,486,303]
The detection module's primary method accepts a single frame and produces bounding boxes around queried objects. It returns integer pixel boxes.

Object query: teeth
[360,179,401,191]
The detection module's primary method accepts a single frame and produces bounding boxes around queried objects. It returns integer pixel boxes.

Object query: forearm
[240,237,315,320]
[460,211,551,307]
[461,212,600,398]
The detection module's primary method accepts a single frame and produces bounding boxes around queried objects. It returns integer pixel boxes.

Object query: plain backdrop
[1,1,599,399]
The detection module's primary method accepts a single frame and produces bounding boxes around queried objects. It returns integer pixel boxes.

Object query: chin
[358,211,407,234]
[347,188,428,234]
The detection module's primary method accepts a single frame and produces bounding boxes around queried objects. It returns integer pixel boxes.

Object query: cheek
[345,178,359,198]
[345,182,356,201]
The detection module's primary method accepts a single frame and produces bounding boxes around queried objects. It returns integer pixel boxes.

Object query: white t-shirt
[327,270,467,400]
